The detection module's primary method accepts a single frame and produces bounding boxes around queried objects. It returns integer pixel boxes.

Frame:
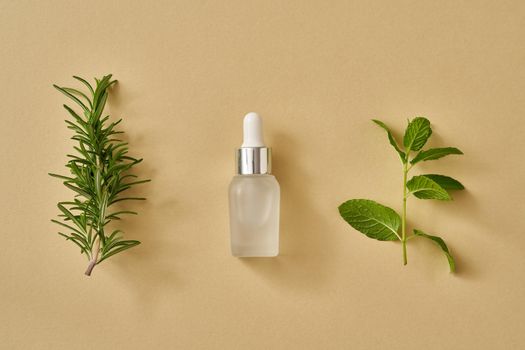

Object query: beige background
[1,1,525,349]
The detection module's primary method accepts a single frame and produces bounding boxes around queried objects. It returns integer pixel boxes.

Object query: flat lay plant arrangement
[338,117,464,272]
[48,74,464,276]
[50,75,149,276]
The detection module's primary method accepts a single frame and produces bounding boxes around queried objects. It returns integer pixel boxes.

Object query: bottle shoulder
[232,174,276,179]
[229,174,280,188]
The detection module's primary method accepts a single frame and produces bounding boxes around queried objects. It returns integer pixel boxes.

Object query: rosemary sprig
[50,74,149,276]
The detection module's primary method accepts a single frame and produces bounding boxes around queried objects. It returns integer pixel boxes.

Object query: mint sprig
[338,117,464,272]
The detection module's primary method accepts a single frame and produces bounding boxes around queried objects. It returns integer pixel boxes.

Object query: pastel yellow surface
[1,1,524,349]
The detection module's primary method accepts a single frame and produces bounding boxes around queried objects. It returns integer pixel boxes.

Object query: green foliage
[407,175,452,200]
[338,199,400,241]
[50,74,149,276]
[423,174,464,191]
[339,117,463,272]
[413,229,455,272]
[372,120,406,162]
[403,117,432,152]
[410,147,463,164]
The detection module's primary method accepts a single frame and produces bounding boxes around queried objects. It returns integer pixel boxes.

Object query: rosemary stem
[85,236,100,276]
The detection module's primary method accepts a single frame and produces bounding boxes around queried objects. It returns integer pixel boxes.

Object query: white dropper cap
[236,112,271,174]
[242,112,265,147]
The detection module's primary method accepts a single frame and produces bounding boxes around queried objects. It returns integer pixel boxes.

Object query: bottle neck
[236,147,272,175]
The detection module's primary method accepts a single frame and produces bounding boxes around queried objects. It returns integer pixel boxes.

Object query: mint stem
[402,160,408,265]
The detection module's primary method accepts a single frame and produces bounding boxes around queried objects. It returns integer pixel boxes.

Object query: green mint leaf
[410,147,463,164]
[372,119,406,162]
[403,117,432,152]
[423,174,464,191]
[338,199,400,241]
[406,175,451,200]
[413,229,456,272]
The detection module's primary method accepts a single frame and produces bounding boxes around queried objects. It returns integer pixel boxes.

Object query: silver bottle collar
[236,147,272,175]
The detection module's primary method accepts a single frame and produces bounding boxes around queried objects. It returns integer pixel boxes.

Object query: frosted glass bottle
[229,112,280,257]
[229,174,280,257]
